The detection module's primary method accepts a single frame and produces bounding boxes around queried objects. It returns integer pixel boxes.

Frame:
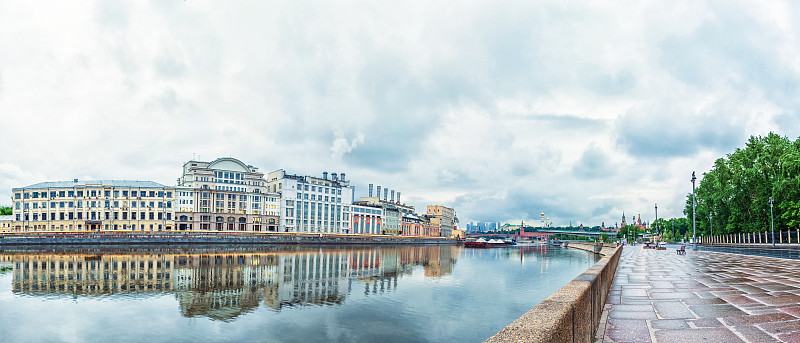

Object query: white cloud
[1,0,799,226]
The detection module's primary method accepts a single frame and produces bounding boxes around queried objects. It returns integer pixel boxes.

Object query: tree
[0,206,11,216]
[685,133,800,236]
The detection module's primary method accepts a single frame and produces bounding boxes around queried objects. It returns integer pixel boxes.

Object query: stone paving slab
[596,246,800,342]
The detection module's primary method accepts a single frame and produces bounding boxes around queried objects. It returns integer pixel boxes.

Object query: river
[0,244,598,342]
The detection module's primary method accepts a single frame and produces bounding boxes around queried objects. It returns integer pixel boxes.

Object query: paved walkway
[597,245,800,342]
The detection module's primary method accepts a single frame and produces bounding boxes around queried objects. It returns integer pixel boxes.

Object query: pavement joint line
[594,303,611,343]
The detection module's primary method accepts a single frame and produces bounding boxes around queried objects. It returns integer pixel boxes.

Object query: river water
[0,244,598,342]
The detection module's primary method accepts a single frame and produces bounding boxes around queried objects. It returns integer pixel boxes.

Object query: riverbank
[486,242,622,342]
[0,231,456,246]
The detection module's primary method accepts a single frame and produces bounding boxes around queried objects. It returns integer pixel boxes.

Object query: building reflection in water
[6,245,457,321]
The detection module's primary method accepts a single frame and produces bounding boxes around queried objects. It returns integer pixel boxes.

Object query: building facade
[174,157,280,232]
[351,203,383,235]
[356,197,413,236]
[401,213,441,237]
[427,205,457,238]
[11,180,175,232]
[0,215,12,233]
[267,170,353,233]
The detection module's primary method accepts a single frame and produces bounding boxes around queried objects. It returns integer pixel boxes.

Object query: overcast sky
[2,1,799,227]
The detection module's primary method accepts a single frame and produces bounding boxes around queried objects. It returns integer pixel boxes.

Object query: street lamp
[692,171,697,249]
[770,197,775,247]
[709,212,713,246]
[654,203,658,241]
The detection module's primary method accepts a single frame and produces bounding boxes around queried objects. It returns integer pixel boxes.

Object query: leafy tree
[685,133,800,236]
[0,206,11,216]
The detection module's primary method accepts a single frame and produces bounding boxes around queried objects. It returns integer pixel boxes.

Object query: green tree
[685,133,799,236]
[0,206,11,216]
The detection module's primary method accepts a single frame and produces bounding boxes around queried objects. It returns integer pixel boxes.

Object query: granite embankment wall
[486,242,622,343]
[0,232,456,246]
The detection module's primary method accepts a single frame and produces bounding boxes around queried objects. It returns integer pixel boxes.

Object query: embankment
[0,232,456,246]
[485,242,622,343]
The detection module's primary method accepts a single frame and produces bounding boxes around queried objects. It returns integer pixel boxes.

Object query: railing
[702,229,800,245]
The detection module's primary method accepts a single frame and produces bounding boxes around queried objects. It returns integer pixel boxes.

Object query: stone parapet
[0,232,456,246]
[486,244,622,343]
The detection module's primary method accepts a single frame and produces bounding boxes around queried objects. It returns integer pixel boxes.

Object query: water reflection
[5,245,455,321]
[0,244,597,342]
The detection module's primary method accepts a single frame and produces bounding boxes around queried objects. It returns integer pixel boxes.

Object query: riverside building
[10,180,175,232]
[267,170,353,233]
[174,157,280,231]
[427,205,458,238]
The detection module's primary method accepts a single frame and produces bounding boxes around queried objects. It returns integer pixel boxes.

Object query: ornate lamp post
[709,212,713,246]
[770,197,775,247]
[692,171,697,249]
[654,203,658,241]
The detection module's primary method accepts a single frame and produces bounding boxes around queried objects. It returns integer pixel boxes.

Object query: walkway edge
[485,243,622,343]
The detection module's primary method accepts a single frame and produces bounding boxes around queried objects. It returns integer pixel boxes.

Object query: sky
[1,1,800,227]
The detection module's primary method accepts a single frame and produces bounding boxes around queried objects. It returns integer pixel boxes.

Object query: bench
[676,245,686,255]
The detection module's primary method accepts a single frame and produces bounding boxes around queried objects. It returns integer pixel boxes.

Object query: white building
[174,157,280,231]
[267,170,353,233]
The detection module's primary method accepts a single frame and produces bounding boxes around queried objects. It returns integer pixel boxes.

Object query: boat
[464,237,516,248]
[464,237,487,248]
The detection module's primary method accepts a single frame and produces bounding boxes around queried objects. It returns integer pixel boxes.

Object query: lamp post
[692,171,697,249]
[655,203,658,241]
[770,197,775,247]
[709,212,713,246]
[671,220,675,243]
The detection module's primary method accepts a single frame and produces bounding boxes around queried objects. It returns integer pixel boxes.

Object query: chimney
[332,173,338,181]
[369,184,374,197]
[397,192,401,204]
[376,186,381,199]
[384,188,388,201]
[391,190,395,202]
[73,179,78,183]
[340,173,345,181]
[323,172,328,180]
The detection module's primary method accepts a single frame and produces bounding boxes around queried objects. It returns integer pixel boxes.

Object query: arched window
[239,217,246,223]
[216,216,224,222]
[179,215,188,222]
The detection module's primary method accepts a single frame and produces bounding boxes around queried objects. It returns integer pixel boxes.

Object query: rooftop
[13,180,170,191]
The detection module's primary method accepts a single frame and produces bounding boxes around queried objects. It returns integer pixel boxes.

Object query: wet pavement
[597,245,800,342]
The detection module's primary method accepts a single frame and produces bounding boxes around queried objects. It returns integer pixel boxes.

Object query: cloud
[2,0,800,226]
[330,130,365,159]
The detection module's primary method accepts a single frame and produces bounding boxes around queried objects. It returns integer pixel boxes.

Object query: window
[77,191,83,197]
[113,191,119,197]
[90,190,97,197]
[68,191,74,197]
[166,191,172,197]
[122,191,128,197]
[149,191,155,197]
[104,191,111,197]
[158,191,164,197]
[131,191,138,197]
[59,191,65,197]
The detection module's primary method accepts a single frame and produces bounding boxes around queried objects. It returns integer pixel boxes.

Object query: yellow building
[427,205,458,238]
[11,180,175,232]
[0,215,12,232]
